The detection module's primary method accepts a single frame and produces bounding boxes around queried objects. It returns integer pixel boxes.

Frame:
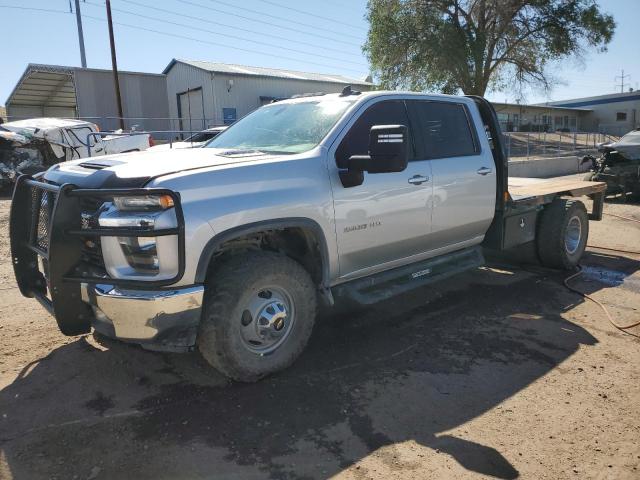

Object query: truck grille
[78,196,109,272]
[30,185,57,254]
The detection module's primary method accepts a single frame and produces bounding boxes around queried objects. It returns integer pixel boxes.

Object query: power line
[80,13,368,75]
[207,0,364,41]
[256,0,367,31]
[0,4,70,14]
[321,0,367,14]
[175,0,358,46]
[120,0,363,60]
[84,1,367,68]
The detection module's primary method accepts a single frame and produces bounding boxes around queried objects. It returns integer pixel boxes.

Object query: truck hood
[43,147,283,188]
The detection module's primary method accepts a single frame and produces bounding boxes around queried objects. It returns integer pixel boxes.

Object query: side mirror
[339,125,409,187]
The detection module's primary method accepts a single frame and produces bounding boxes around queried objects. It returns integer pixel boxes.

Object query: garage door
[178,88,205,134]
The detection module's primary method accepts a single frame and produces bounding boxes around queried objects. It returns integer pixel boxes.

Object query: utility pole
[74,0,87,68]
[106,0,125,130]
[614,69,630,94]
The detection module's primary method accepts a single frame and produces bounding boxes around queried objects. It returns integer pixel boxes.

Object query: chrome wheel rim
[239,286,295,355]
[565,215,582,255]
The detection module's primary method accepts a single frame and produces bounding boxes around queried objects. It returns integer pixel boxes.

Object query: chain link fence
[504,131,621,161]
[3,115,225,141]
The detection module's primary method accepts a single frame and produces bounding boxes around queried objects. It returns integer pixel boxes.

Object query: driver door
[329,99,433,280]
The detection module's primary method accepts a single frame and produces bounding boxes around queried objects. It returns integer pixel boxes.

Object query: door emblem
[412,268,431,279]
[343,220,382,233]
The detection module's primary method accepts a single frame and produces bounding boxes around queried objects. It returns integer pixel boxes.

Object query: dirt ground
[0,191,638,480]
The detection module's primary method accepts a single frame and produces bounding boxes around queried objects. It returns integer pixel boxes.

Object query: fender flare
[194,217,332,290]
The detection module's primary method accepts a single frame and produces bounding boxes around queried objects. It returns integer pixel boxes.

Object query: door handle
[477,167,492,176]
[408,175,429,185]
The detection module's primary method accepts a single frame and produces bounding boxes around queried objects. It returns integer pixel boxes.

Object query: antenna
[614,69,630,93]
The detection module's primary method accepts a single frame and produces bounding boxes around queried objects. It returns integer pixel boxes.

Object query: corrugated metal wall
[75,69,170,132]
[7,105,77,119]
[165,62,372,130]
[166,63,215,132]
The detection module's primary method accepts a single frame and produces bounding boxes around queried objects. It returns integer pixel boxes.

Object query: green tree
[364,0,615,95]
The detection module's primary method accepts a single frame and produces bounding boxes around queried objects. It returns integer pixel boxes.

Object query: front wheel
[537,199,589,269]
[198,251,317,382]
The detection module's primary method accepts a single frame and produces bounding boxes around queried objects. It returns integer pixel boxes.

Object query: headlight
[97,195,179,279]
[113,194,174,211]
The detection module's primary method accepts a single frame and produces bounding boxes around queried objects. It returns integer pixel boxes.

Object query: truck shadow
[3,256,628,480]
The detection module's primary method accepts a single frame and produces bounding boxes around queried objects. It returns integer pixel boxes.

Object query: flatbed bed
[508,176,606,220]
[508,176,607,203]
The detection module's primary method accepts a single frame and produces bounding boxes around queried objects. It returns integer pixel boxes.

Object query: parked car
[10,91,606,382]
[147,126,227,151]
[583,129,640,199]
[0,118,152,186]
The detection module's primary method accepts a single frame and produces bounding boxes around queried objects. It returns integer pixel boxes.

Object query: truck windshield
[206,98,355,154]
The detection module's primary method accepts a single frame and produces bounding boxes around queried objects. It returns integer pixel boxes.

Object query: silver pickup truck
[10,90,606,381]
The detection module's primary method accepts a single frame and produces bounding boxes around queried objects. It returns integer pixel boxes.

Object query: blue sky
[1,0,637,106]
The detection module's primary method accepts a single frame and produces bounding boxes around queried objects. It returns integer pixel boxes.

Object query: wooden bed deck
[508,176,607,202]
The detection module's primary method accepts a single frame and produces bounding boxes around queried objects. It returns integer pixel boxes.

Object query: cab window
[407,101,478,159]
[336,100,414,168]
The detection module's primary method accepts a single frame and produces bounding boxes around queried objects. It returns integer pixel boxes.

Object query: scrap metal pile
[0,118,87,187]
[0,126,60,187]
[584,129,640,199]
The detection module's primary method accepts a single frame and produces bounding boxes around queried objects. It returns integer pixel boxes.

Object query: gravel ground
[0,191,638,480]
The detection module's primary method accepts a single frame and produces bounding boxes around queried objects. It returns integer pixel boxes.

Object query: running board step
[332,246,484,306]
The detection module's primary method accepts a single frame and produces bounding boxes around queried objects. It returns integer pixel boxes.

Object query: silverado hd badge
[343,220,382,233]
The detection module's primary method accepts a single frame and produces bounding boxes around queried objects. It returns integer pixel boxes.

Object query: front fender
[194,218,331,290]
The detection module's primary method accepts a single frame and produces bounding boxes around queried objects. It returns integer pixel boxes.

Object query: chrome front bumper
[81,283,204,352]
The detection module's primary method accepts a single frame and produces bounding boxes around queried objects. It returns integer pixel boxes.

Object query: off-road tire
[537,199,589,270]
[198,251,317,382]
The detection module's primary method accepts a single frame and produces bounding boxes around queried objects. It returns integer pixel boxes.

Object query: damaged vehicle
[10,91,607,382]
[0,118,152,187]
[583,129,640,199]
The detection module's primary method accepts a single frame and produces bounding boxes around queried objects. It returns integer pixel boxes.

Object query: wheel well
[205,226,326,286]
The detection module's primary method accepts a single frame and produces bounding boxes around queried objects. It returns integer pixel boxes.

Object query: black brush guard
[10,175,185,336]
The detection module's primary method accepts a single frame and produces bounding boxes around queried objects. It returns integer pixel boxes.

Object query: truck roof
[277,90,476,105]
[2,117,96,133]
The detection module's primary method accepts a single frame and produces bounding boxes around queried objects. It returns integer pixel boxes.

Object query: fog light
[118,236,159,272]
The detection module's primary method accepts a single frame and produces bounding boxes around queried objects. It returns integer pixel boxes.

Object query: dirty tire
[537,199,588,270]
[198,251,317,382]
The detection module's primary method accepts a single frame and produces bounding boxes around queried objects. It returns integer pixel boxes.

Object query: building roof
[163,59,373,86]
[6,64,76,109]
[492,101,591,112]
[539,90,640,108]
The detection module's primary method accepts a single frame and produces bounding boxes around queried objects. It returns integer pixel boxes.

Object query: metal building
[5,63,170,132]
[543,91,640,135]
[163,59,373,131]
[492,102,590,132]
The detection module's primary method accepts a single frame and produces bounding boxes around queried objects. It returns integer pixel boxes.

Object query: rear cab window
[407,100,479,159]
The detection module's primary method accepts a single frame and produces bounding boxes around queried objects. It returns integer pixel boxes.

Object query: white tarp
[608,130,640,160]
